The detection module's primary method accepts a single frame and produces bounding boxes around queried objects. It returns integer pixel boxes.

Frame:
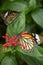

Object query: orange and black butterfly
[18,32,41,51]
[1,10,19,25]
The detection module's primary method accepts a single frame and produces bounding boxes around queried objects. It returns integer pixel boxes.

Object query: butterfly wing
[5,11,19,25]
[18,34,36,51]
[1,11,19,25]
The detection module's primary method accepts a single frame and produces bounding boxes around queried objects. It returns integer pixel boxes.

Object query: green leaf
[31,9,43,28]
[1,56,17,65]
[17,46,43,65]
[7,12,25,37]
[20,54,43,65]
[0,44,5,62]
[1,2,27,12]
[23,0,36,15]
[29,0,36,9]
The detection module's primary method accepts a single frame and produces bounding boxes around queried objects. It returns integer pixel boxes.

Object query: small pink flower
[2,34,18,50]
[2,32,28,51]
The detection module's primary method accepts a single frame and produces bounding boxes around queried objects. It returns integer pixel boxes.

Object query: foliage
[0,0,43,65]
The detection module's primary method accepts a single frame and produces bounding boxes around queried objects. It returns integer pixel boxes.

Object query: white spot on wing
[4,11,8,19]
[35,34,40,44]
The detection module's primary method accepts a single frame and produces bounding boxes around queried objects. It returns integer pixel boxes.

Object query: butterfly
[18,32,40,51]
[1,10,19,25]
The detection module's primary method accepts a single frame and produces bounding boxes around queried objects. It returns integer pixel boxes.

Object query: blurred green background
[0,0,43,65]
